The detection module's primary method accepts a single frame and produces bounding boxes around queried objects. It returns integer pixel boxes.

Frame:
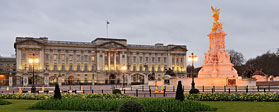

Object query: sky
[0,0,278,66]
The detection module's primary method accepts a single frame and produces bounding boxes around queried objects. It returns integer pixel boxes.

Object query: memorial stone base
[169,77,256,87]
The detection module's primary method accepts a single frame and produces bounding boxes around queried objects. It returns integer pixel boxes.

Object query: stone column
[144,74,148,85]
[92,74,95,86]
[114,52,116,71]
[44,73,49,86]
[58,75,62,86]
[108,52,110,70]
[127,74,131,85]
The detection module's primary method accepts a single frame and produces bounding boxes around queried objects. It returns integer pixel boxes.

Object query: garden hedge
[30,98,213,112]
[185,93,279,102]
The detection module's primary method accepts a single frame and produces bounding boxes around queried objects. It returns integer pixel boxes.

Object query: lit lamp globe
[121,66,127,71]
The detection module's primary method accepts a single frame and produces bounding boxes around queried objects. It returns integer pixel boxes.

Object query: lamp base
[31,86,36,93]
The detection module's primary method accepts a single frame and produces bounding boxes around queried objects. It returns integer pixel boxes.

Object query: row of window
[45,54,95,62]
[45,65,95,72]
[0,64,16,66]
[131,57,167,63]
[172,57,184,64]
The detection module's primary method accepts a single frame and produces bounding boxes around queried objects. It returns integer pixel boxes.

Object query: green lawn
[202,101,279,112]
[1,99,279,112]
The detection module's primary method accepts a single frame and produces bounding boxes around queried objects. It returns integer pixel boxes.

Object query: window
[53,54,57,60]
[22,53,26,59]
[69,55,73,61]
[84,55,88,61]
[91,56,95,62]
[164,57,167,63]
[146,57,148,62]
[152,66,155,72]
[139,66,143,72]
[116,53,120,64]
[69,65,73,71]
[91,66,95,71]
[172,57,175,64]
[140,57,142,63]
[77,55,80,61]
[181,58,183,63]
[176,57,179,63]
[61,54,65,60]
[84,65,88,71]
[133,56,136,63]
[133,65,136,72]
[62,65,65,71]
[152,57,155,63]
[53,65,57,71]
[145,65,148,72]
[77,65,81,71]
[45,54,49,60]
[45,64,49,70]
[158,66,161,72]
[105,52,108,65]
[158,57,161,63]
[110,53,114,64]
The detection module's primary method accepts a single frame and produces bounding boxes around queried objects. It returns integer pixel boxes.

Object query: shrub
[54,84,61,99]
[113,89,121,94]
[185,93,279,102]
[0,99,11,105]
[189,88,200,94]
[118,100,145,112]
[175,81,184,101]
[30,98,213,112]
[138,98,213,112]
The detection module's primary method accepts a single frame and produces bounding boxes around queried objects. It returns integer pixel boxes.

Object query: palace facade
[13,37,187,86]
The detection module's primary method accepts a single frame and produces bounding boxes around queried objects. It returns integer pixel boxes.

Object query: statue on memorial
[211,6,220,22]
[211,6,223,32]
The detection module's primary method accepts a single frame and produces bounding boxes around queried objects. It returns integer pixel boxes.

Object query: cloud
[0,0,278,66]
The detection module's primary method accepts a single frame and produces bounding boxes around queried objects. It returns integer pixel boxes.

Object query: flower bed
[30,98,213,112]
[0,99,11,105]
[185,93,279,102]
[0,93,132,100]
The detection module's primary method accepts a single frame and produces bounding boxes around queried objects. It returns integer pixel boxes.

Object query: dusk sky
[0,0,278,66]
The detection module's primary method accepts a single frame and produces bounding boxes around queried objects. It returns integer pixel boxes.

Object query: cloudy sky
[0,0,278,66]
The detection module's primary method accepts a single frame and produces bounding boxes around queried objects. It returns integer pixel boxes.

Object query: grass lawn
[202,101,279,112]
[0,99,96,112]
[1,99,279,112]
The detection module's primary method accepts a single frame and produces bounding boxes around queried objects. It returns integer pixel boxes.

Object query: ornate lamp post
[29,53,39,93]
[188,53,198,89]
[121,65,127,90]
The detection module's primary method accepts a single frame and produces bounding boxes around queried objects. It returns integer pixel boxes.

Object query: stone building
[14,37,187,86]
[0,57,16,86]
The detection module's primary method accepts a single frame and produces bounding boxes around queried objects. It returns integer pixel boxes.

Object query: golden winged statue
[211,6,223,32]
[211,6,220,22]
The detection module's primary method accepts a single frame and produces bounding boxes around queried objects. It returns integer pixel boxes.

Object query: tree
[228,49,245,66]
[54,84,61,99]
[175,81,184,101]
[244,50,279,76]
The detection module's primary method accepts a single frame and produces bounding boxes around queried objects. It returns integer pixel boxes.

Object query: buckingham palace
[12,37,187,86]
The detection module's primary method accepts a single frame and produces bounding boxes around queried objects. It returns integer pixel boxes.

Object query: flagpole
[106,20,109,38]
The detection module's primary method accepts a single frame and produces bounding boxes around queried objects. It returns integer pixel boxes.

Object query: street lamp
[121,65,127,90]
[29,53,39,93]
[188,52,198,89]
